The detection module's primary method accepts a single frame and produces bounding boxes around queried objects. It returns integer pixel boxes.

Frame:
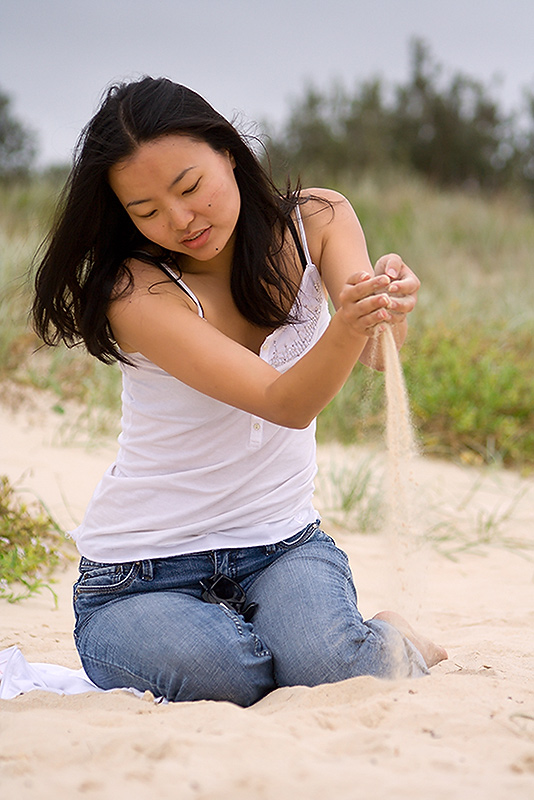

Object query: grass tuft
[0,475,67,603]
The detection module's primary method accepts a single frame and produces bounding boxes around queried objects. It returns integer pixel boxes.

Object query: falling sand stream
[379,324,423,616]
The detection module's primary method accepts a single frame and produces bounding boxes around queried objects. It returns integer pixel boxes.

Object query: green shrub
[0,476,66,603]
[404,322,534,465]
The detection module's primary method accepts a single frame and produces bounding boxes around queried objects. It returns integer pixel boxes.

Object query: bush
[0,89,36,180]
[0,476,66,603]
[318,320,534,467]
[267,38,530,195]
[404,323,534,465]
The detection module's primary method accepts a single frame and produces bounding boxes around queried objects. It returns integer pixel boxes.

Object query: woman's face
[109,134,241,269]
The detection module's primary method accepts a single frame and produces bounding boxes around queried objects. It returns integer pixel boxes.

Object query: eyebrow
[125,166,196,208]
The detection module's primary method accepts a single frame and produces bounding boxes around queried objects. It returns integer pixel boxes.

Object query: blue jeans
[73,523,428,706]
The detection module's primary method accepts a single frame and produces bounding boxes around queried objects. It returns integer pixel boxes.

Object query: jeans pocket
[278,520,321,550]
[74,559,140,598]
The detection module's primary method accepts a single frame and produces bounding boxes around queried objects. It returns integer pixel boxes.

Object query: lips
[181,227,211,248]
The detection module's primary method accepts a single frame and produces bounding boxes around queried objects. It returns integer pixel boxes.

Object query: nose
[167,202,194,231]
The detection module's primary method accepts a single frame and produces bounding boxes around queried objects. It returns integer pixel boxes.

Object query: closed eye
[183,178,200,195]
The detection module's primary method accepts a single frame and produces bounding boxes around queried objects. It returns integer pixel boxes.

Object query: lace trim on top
[263,263,326,369]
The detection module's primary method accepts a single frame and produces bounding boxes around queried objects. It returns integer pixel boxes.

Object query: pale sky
[1,0,533,166]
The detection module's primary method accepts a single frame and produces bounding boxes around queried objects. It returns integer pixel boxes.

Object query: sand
[1,388,534,800]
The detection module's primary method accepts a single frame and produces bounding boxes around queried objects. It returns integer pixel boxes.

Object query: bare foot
[373,610,448,668]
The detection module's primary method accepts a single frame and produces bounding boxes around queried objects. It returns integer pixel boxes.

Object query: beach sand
[1,390,533,800]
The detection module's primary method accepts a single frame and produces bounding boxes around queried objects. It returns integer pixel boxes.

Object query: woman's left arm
[302,189,420,371]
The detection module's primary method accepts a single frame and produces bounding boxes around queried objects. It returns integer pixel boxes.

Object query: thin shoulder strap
[293,205,313,267]
[158,264,205,318]
[286,215,307,272]
[129,251,205,318]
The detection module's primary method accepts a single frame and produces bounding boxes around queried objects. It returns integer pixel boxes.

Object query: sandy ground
[1,388,534,800]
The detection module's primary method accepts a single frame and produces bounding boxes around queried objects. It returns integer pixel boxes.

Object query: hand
[337,271,396,337]
[373,253,420,325]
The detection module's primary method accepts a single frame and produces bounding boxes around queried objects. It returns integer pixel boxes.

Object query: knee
[273,631,359,688]
[160,644,274,706]
[273,621,425,687]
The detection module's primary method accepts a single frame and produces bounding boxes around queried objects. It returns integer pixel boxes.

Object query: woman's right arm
[109,261,388,430]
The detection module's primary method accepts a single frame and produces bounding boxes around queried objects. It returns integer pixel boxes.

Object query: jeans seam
[74,562,140,599]
[80,653,163,697]
[218,604,271,658]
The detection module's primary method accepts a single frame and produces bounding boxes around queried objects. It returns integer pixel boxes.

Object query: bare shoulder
[108,258,194,351]
[297,188,363,265]
[110,258,191,309]
[299,187,348,221]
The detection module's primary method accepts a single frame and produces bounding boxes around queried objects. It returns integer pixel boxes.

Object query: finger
[388,273,420,295]
[344,272,391,298]
[341,289,394,321]
[345,271,373,286]
[375,253,403,280]
[363,306,393,332]
[383,294,416,322]
[394,293,417,312]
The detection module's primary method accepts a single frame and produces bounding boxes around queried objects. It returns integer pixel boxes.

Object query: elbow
[283,413,316,430]
[269,407,315,430]
[289,416,315,430]
[263,385,317,429]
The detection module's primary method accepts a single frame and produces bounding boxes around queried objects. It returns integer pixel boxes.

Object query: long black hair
[32,77,303,363]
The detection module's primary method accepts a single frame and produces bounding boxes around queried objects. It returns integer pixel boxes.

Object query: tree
[392,39,514,189]
[265,39,522,192]
[0,88,36,179]
[265,79,392,184]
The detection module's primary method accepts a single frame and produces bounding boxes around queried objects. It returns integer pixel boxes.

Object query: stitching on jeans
[219,603,245,635]
[74,562,140,597]
[219,604,271,658]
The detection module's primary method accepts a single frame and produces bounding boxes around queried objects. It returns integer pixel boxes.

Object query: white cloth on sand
[0,646,149,700]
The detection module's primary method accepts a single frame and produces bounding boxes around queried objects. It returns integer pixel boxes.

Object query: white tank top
[71,210,331,562]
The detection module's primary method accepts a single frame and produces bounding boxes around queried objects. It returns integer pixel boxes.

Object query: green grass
[0,176,122,432]
[314,454,385,533]
[2,170,534,466]
[421,476,533,559]
[0,475,67,603]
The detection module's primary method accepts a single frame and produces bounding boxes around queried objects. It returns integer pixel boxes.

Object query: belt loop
[140,559,154,580]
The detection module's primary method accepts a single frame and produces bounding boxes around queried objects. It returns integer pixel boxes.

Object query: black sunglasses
[200,573,258,622]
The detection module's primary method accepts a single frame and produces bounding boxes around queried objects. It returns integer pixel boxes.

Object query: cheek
[209,173,240,213]
[129,216,168,245]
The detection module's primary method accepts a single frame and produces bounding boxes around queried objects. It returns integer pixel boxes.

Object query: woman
[33,77,446,706]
